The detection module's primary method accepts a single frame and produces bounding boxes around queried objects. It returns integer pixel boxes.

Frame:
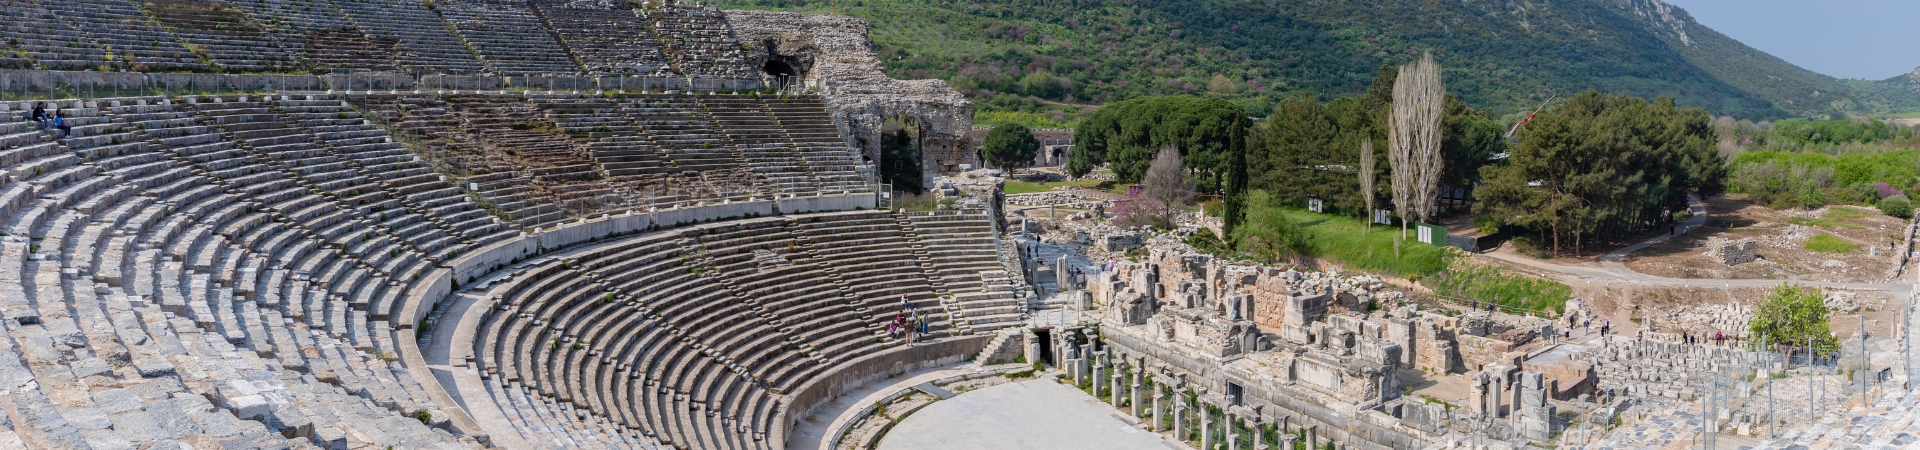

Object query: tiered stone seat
[700,96,815,197]
[766,96,870,194]
[438,0,584,75]
[627,96,741,173]
[453,95,625,215]
[791,210,943,341]
[228,0,354,32]
[0,97,477,448]
[139,0,302,72]
[361,94,571,229]
[639,3,754,78]
[331,0,486,74]
[0,1,107,70]
[29,0,209,71]
[466,206,1009,449]
[304,30,403,73]
[275,95,518,254]
[480,232,767,448]
[536,0,672,76]
[907,210,1027,332]
[223,0,398,74]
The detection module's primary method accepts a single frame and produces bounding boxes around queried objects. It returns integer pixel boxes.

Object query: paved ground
[880,379,1178,450]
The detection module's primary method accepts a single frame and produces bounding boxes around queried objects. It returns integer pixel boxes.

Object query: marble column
[1200,402,1213,450]
[1173,399,1187,440]
[1130,369,1143,418]
[1094,359,1107,396]
[1227,415,1241,450]
[1152,389,1166,431]
[1111,363,1124,408]
[1075,354,1088,387]
[1252,417,1269,450]
[1306,426,1317,450]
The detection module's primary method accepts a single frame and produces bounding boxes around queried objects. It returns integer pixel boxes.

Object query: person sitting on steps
[29,102,48,131]
[51,112,70,138]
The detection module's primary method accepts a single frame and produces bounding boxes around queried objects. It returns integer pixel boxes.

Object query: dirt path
[1479,195,1911,293]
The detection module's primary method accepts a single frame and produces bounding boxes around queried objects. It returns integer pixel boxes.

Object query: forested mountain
[716,0,1871,120]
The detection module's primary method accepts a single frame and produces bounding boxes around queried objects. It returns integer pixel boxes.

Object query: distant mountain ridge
[715,0,1888,119]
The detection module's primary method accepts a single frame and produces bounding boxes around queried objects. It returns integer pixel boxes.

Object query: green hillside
[716,0,1863,120]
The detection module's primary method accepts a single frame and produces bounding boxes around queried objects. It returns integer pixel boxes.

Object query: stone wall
[725,11,975,187]
[775,335,992,450]
[1457,334,1519,371]
[776,192,878,213]
[1707,237,1759,265]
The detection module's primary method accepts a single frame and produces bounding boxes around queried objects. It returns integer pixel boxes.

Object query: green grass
[1426,263,1573,314]
[1785,207,1871,229]
[1003,179,1125,195]
[975,109,1080,129]
[1280,210,1450,278]
[1804,234,1860,253]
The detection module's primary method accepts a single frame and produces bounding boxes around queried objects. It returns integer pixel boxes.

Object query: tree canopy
[1749,283,1837,352]
[1070,96,1244,192]
[1245,67,1504,219]
[1474,90,1727,256]
[981,124,1041,171]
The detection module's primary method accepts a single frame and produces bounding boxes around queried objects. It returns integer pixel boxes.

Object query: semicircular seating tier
[464,206,1027,448]
[0,91,1012,449]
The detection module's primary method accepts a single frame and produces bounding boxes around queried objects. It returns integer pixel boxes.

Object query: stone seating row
[139,0,303,72]
[438,0,586,75]
[471,206,1006,449]
[537,3,673,76]
[905,210,1028,333]
[328,0,488,74]
[362,93,873,228]
[7,0,209,71]
[0,96,488,448]
[0,0,778,79]
[638,4,755,79]
[0,2,114,71]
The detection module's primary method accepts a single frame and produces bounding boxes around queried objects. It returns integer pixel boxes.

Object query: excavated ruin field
[1623,196,1908,283]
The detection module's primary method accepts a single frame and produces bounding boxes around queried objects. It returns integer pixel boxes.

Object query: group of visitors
[28,102,71,138]
[889,294,930,345]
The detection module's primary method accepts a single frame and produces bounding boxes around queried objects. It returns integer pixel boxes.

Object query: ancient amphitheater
[0,0,1917,449]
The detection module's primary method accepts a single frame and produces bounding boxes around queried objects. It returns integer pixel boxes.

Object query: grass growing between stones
[1279,209,1451,278]
[1425,262,1572,315]
[1003,179,1123,195]
[1785,207,1871,229]
[1804,234,1859,253]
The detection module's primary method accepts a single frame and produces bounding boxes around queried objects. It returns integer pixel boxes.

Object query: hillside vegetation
[716,0,1866,119]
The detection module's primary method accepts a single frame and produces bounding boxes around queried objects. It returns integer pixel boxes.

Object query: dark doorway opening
[1034,328,1054,366]
[880,118,924,195]
[763,59,798,87]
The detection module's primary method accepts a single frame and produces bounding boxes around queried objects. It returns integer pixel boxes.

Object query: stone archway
[761,57,801,88]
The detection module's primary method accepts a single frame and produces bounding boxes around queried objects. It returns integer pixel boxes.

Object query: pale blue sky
[1665,0,1920,80]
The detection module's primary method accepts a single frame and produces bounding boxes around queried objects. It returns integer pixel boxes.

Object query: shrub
[1879,194,1913,219]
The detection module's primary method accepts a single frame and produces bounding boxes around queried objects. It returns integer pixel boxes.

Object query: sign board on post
[1374,209,1394,226]
[1414,222,1447,246]
[1307,198,1324,213]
